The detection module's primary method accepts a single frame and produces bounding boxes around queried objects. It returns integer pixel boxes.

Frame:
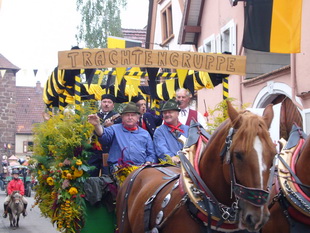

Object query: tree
[76,0,127,49]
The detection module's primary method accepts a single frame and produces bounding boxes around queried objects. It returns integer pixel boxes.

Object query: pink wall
[197,0,310,117]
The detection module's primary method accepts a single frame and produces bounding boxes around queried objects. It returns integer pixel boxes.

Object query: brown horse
[262,125,310,233]
[116,101,277,233]
[7,190,24,229]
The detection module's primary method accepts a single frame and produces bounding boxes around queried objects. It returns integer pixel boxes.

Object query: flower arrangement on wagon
[32,104,97,233]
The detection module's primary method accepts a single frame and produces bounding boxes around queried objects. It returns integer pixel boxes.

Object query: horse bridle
[221,127,276,207]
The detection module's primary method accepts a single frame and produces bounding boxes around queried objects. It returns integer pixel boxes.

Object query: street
[0,190,59,233]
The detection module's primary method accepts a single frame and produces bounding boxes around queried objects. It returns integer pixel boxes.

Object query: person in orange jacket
[3,169,28,218]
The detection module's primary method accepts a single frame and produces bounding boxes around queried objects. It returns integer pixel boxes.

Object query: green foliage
[75,0,127,48]
[206,98,250,134]
[31,103,98,233]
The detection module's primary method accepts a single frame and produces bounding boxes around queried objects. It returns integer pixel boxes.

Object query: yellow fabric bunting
[165,78,175,99]
[199,71,214,89]
[156,83,163,100]
[115,67,127,97]
[176,69,188,88]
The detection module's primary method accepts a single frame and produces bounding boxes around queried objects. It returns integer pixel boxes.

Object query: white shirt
[178,106,207,129]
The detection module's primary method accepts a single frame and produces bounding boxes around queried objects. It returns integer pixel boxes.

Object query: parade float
[31,47,245,233]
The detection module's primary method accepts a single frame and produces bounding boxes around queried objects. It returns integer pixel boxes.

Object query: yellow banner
[58,48,246,75]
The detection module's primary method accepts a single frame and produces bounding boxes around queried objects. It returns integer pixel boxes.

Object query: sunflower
[68,187,78,195]
[76,159,83,166]
[46,177,54,186]
[73,168,83,178]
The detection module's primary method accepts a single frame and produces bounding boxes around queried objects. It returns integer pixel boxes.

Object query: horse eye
[234,152,243,161]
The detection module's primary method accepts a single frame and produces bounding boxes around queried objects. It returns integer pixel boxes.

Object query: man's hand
[103,118,113,127]
[171,156,180,164]
[88,114,100,126]
[88,114,104,136]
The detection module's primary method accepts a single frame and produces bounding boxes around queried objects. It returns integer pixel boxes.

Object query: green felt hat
[121,102,140,114]
[161,99,181,112]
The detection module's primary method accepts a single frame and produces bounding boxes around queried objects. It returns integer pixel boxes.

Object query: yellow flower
[73,169,83,178]
[46,177,54,186]
[62,170,69,179]
[68,187,78,195]
[59,162,64,167]
[51,192,57,199]
[76,159,82,166]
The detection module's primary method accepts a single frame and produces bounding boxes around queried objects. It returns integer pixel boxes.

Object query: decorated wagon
[32,46,248,233]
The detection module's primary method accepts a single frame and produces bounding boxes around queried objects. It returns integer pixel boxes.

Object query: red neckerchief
[123,123,138,131]
[164,122,184,133]
[140,117,147,130]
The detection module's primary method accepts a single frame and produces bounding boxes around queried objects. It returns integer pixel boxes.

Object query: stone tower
[0,53,20,172]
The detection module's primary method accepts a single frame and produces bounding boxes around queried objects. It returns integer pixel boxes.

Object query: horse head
[226,101,277,231]
[201,101,277,232]
[11,191,22,205]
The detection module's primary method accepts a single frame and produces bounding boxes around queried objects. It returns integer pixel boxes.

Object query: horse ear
[226,100,239,127]
[262,104,274,129]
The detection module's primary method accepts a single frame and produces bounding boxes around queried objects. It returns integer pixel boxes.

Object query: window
[23,141,33,153]
[304,110,310,135]
[161,3,174,45]
[218,19,236,55]
[202,34,216,53]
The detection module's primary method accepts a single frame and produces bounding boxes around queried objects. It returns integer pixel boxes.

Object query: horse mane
[211,110,275,156]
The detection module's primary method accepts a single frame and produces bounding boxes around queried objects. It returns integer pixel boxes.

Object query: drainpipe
[238,44,244,108]
[290,54,303,110]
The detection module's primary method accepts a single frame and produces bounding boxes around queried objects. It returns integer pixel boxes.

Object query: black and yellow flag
[107,36,142,48]
[243,0,302,53]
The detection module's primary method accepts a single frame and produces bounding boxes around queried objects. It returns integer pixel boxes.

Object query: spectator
[132,95,163,138]
[3,169,28,218]
[153,99,189,164]
[176,88,207,128]
[88,102,157,174]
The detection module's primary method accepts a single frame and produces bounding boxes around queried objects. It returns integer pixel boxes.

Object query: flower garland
[32,104,97,233]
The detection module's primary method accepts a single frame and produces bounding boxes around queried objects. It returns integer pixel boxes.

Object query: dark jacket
[139,112,163,138]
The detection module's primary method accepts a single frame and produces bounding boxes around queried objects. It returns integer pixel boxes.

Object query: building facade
[147,0,310,140]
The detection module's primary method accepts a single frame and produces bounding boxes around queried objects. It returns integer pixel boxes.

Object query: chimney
[36,81,42,94]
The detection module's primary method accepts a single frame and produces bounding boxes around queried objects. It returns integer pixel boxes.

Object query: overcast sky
[0,0,149,86]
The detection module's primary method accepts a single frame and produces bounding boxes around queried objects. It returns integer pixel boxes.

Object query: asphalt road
[0,190,59,233]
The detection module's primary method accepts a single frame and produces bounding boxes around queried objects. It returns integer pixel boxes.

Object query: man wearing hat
[132,95,162,139]
[3,169,28,218]
[88,102,157,174]
[98,94,120,127]
[153,99,189,164]
[88,94,121,176]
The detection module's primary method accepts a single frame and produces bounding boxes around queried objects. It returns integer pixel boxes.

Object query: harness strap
[144,174,180,232]
[179,151,225,224]
[179,151,221,209]
[155,166,179,178]
[119,166,148,233]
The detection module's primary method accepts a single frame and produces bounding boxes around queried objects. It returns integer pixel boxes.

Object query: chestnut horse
[262,125,310,233]
[116,101,277,233]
